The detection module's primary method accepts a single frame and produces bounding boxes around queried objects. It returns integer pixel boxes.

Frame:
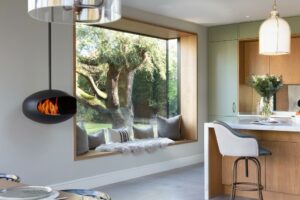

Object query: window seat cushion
[88,129,106,150]
[157,115,182,140]
[76,125,89,155]
[133,125,154,139]
[95,138,175,154]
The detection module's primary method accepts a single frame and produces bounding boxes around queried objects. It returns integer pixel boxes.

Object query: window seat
[75,139,197,161]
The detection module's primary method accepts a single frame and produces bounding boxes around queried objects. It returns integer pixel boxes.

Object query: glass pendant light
[259,0,291,55]
[28,0,121,24]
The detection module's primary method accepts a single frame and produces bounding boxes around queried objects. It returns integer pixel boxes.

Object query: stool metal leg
[230,157,264,200]
[231,157,244,200]
[249,157,263,200]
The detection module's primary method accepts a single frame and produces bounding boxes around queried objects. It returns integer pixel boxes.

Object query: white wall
[0,1,207,186]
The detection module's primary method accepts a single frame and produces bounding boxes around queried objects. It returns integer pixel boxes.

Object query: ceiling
[121,0,300,26]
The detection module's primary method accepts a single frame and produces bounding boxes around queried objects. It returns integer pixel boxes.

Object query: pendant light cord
[273,0,277,11]
[48,22,52,90]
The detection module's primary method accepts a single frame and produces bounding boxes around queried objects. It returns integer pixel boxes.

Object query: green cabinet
[238,21,261,39]
[208,40,238,119]
[286,16,300,34]
[238,16,300,40]
[208,24,238,42]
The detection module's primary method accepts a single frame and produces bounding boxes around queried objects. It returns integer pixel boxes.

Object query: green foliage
[168,40,179,117]
[76,24,178,123]
[84,122,112,134]
[249,74,283,99]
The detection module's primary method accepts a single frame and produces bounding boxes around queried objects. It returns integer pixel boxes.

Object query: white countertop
[205,116,300,132]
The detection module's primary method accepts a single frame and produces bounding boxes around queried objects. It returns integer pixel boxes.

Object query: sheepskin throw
[95,138,175,153]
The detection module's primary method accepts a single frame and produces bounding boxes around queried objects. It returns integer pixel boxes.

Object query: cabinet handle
[232,102,236,113]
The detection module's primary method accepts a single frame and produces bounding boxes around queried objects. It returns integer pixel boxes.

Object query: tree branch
[76,87,106,110]
[134,51,148,70]
[76,65,108,100]
[120,44,130,70]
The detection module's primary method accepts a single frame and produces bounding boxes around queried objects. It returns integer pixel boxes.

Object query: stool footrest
[231,157,264,200]
[233,182,264,191]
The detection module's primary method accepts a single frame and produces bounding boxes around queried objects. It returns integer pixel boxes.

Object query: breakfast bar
[204,117,300,200]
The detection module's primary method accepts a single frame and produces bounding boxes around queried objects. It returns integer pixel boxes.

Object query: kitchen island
[205,117,300,200]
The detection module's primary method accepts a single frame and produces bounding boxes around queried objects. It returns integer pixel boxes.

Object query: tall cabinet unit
[208,16,300,121]
[208,25,238,121]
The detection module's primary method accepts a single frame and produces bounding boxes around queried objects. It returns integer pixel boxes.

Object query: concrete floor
[95,163,252,200]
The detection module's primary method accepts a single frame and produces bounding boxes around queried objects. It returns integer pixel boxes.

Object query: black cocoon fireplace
[22,23,76,124]
[22,90,76,124]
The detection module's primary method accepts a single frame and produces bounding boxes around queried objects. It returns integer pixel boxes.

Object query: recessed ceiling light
[245,15,251,18]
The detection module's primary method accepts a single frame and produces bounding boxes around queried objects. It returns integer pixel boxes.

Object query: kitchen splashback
[288,85,300,111]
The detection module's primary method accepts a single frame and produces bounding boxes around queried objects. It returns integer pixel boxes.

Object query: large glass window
[76,25,179,134]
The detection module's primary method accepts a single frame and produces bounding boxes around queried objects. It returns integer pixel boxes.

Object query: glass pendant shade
[28,0,121,24]
[259,10,291,55]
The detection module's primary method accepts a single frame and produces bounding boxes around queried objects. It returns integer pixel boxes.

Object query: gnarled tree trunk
[106,66,126,128]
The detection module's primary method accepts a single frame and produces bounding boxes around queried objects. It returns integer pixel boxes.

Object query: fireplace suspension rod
[48,22,52,90]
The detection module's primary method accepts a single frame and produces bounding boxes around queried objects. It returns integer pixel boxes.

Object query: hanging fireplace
[23,23,76,124]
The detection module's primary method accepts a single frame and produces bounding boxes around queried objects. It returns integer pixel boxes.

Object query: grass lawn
[84,122,112,134]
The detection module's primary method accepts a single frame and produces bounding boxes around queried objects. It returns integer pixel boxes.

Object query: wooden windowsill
[75,139,198,161]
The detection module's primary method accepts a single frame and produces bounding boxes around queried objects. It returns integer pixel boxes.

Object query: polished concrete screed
[95,163,253,200]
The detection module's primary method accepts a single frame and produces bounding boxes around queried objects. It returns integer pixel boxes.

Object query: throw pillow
[108,127,132,143]
[157,115,182,140]
[88,129,106,150]
[76,125,89,155]
[133,126,154,139]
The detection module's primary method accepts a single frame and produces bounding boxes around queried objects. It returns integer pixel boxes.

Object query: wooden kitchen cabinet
[262,141,300,195]
[239,40,269,113]
[270,37,300,84]
[242,41,269,81]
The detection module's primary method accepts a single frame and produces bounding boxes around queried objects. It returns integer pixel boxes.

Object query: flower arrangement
[250,74,283,99]
[249,74,283,118]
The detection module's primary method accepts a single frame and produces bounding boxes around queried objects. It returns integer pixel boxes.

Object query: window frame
[73,18,198,161]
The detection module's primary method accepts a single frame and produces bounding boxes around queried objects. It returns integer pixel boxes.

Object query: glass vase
[260,97,273,119]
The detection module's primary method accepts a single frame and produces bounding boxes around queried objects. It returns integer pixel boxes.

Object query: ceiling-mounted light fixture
[28,0,121,24]
[259,0,291,55]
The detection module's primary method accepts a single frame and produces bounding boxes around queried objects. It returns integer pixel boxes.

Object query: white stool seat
[213,121,271,157]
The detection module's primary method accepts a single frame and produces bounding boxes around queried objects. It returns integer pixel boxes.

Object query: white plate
[0,186,55,200]
[40,190,59,200]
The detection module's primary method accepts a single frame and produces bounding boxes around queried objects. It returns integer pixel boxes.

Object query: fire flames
[37,98,59,115]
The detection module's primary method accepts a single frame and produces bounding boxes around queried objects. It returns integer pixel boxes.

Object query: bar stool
[213,121,271,200]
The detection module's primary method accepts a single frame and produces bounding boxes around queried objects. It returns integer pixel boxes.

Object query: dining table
[0,179,82,199]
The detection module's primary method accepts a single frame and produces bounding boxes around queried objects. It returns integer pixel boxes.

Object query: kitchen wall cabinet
[208,40,238,119]
[286,16,300,34]
[239,40,270,113]
[238,21,261,40]
[208,24,238,42]
[270,37,300,84]
[239,37,300,113]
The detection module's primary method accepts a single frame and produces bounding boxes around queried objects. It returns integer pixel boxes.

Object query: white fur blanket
[95,138,175,153]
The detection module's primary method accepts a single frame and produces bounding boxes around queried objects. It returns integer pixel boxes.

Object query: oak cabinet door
[262,141,300,195]
[208,41,238,117]
[270,37,300,84]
